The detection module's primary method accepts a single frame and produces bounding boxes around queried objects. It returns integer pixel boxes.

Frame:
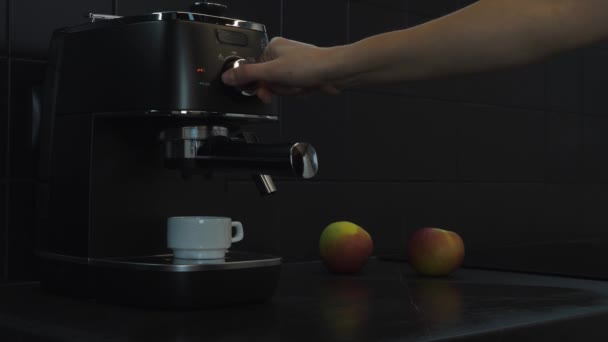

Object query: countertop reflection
[1,259,607,342]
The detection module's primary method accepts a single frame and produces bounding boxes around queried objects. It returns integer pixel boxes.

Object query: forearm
[327,0,608,88]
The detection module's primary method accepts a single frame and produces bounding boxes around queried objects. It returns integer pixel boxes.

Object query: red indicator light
[196,68,205,73]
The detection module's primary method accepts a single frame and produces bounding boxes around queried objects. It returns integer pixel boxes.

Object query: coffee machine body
[37,10,316,308]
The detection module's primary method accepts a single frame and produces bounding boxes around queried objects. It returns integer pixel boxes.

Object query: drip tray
[91,252,282,309]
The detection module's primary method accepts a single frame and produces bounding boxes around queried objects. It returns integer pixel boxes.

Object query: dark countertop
[1,259,608,342]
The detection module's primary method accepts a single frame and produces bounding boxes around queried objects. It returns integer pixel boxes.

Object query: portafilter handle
[196,138,319,179]
[160,126,319,194]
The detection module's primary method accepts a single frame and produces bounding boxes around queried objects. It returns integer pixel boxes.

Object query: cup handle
[231,221,244,243]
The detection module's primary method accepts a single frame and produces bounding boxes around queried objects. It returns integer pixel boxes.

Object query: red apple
[406,227,465,276]
[319,221,373,274]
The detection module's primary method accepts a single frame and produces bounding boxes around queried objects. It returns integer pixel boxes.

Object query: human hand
[221,37,340,103]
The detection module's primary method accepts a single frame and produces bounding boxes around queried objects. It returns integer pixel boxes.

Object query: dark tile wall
[1,58,7,281]
[0,180,5,280]
[0,0,6,56]
[0,0,6,283]
[11,0,113,59]
[116,0,194,16]
[546,50,582,113]
[1,0,608,282]
[9,60,45,180]
[0,58,7,180]
[583,48,608,117]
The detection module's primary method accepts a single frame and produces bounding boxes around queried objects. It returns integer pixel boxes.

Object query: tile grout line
[8,57,44,64]
[346,0,350,43]
[579,49,586,223]
[3,0,10,281]
[279,0,283,37]
[5,0,8,57]
[347,88,551,114]
[351,0,411,16]
[542,50,548,184]
[227,179,576,185]
[278,0,284,141]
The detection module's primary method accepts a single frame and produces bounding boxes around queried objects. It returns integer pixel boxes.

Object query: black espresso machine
[35,2,318,308]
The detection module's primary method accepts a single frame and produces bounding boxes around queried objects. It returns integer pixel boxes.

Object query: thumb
[222,62,269,86]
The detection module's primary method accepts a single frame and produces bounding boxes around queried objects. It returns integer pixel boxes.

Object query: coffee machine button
[222,57,257,96]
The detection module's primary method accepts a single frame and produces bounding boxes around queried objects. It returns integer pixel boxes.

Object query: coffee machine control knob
[221,57,257,97]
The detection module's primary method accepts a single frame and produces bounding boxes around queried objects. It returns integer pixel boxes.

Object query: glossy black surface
[95,254,280,309]
[39,115,92,257]
[1,260,608,341]
[6,180,38,281]
[39,252,282,308]
[48,16,276,117]
[9,60,46,179]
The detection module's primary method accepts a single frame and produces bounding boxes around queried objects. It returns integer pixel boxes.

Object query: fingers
[320,84,341,95]
[255,82,338,103]
[257,87,274,104]
[256,84,304,103]
[222,63,269,87]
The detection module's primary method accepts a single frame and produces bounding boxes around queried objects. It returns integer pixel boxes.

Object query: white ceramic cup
[167,216,244,260]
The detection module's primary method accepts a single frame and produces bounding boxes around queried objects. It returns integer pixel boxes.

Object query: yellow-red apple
[319,221,373,274]
[406,227,464,276]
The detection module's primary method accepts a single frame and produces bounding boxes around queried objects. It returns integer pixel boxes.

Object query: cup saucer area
[40,252,281,309]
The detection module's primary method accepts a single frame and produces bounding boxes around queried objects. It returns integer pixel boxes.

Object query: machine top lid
[65,11,267,34]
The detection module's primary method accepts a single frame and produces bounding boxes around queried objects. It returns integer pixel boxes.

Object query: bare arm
[222,0,608,102]
[331,0,608,86]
